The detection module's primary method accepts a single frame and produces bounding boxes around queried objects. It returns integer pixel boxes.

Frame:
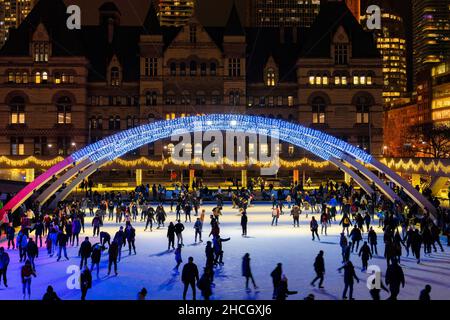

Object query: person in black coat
[275,275,297,300]
[0,247,10,288]
[419,284,431,301]
[241,212,248,236]
[6,224,15,249]
[80,265,92,300]
[358,241,373,272]
[78,237,92,269]
[338,261,360,300]
[90,243,103,279]
[182,256,199,300]
[26,238,38,271]
[385,258,405,300]
[107,240,119,276]
[56,230,69,261]
[411,229,423,264]
[350,226,362,252]
[32,220,44,247]
[242,253,258,290]
[310,250,325,288]
[270,263,283,299]
[42,285,61,301]
[167,222,176,250]
[99,231,111,248]
[175,220,185,246]
[125,225,136,255]
[368,227,378,255]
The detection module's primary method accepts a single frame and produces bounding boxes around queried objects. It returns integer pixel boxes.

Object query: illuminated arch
[0,114,436,219]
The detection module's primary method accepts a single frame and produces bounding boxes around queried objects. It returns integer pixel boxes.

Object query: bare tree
[407,123,450,158]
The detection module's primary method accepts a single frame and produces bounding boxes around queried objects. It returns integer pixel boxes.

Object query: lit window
[10,96,25,124]
[111,67,120,86]
[56,96,72,124]
[309,76,315,85]
[356,95,371,124]
[312,96,326,124]
[266,68,276,86]
[10,137,25,155]
[288,96,294,107]
[322,76,328,85]
[35,72,41,84]
[33,42,49,62]
[353,76,359,85]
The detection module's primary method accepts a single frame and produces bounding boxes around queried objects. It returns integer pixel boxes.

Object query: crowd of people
[0,177,448,301]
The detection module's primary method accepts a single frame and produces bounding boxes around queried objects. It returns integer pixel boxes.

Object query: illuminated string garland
[380,158,450,175]
[0,156,65,167]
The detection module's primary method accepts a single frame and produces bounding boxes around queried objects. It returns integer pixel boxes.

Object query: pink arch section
[0,156,74,221]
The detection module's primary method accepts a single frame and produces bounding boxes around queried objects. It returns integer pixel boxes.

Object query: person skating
[32,220,44,247]
[92,214,102,237]
[107,240,119,276]
[310,216,320,241]
[71,216,82,246]
[270,263,282,299]
[290,205,300,227]
[42,286,61,301]
[194,218,203,243]
[90,243,103,279]
[174,244,183,271]
[80,265,92,300]
[17,230,28,262]
[197,268,213,300]
[113,226,125,262]
[339,213,352,236]
[56,230,69,261]
[241,212,248,236]
[144,206,155,231]
[350,225,362,252]
[0,247,10,288]
[175,220,185,246]
[339,233,348,262]
[21,260,36,300]
[205,241,215,267]
[242,253,258,291]
[212,235,230,265]
[310,250,325,288]
[6,224,15,250]
[419,284,432,301]
[26,237,38,271]
[320,211,328,235]
[358,241,372,272]
[368,227,378,255]
[167,222,176,250]
[78,237,92,269]
[431,224,444,253]
[99,231,111,248]
[125,224,136,255]
[385,258,405,300]
[338,260,360,300]
[411,229,423,264]
[181,256,199,300]
[137,288,148,300]
[271,205,280,226]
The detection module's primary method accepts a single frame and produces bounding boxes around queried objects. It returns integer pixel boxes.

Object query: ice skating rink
[1,204,449,300]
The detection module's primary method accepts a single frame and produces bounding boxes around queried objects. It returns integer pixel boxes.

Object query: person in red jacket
[21,260,36,299]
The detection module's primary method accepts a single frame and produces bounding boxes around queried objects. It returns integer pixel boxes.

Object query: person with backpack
[339,213,352,236]
[310,250,325,288]
[310,216,320,241]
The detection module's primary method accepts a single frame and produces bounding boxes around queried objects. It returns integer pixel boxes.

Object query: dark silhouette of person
[385,258,405,300]
[181,256,199,300]
[419,284,432,301]
[311,250,325,288]
[338,261,360,300]
[78,237,92,269]
[270,263,282,299]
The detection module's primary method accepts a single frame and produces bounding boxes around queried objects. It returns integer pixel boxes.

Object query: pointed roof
[224,2,244,36]
[142,2,162,35]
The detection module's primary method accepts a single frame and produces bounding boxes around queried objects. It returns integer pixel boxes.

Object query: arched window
[211,90,221,105]
[114,116,121,130]
[190,61,197,76]
[111,67,120,86]
[148,113,155,123]
[200,63,206,76]
[22,72,28,84]
[127,116,133,128]
[170,62,176,76]
[33,42,49,62]
[210,62,216,76]
[42,71,48,83]
[56,96,72,124]
[109,116,114,130]
[266,68,276,86]
[312,96,326,124]
[356,95,371,124]
[10,96,25,124]
[146,91,157,106]
[35,72,41,84]
[15,72,21,84]
[229,90,240,106]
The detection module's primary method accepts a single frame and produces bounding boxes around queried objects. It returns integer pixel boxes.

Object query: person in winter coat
[17,230,28,262]
[144,207,155,232]
[6,224,15,249]
[339,233,348,262]
[320,212,328,235]
[175,220,185,246]
[113,226,125,262]
[358,241,372,272]
[56,230,69,261]
[167,222,176,250]
[91,214,102,237]
[419,285,432,301]
[368,227,378,255]
[198,268,213,300]
[385,258,405,300]
[338,260,360,300]
[0,247,10,288]
[290,205,301,227]
[422,226,433,255]
[242,253,258,290]
[182,256,199,300]
[194,218,203,242]
[156,205,167,228]
[80,265,92,300]
[26,238,38,270]
[271,205,280,226]
[310,250,325,288]
[270,263,283,299]
[310,216,320,241]
[212,235,230,265]
[42,286,61,301]
[275,275,297,300]
[411,229,423,264]
[339,213,352,236]
[125,225,136,255]
[241,212,248,236]
[78,237,92,269]
[430,224,444,252]
[71,217,82,246]
[32,220,44,247]
[174,244,183,270]
[90,243,103,278]
[349,226,362,252]
[107,240,119,276]
[99,231,111,248]
[21,260,36,299]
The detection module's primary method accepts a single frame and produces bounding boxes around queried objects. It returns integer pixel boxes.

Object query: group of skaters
[0,178,449,300]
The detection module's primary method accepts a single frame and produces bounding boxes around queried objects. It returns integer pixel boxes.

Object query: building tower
[154,0,195,27]
[412,0,450,78]
[0,0,36,47]
[361,0,407,107]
